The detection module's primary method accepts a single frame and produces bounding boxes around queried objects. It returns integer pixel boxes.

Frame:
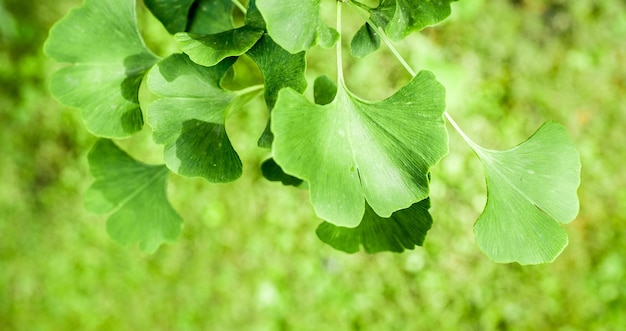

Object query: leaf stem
[346,1,476,146]
[231,0,247,15]
[349,0,373,10]
[235,84,264,96]
[336,0,345,85]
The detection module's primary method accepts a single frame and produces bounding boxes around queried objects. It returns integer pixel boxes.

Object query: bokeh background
[1,0,625,330]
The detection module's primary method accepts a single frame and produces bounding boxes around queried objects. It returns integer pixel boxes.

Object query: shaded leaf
[387,0,458,40]
[84,140,183,253]
[247,35,307,147]
[271,71,448,227]
[176,0,265,67]
[187,0,235,34]
[44,0,158,138]
[256,0,338,53]
[176,26,264,67]
[316,198,433,253]
[350,0,395,57]
[144,0,195,34]
[351,24,381,58]
[261,158,304,187]
[471,121,581,264]
[145,0,235,34]
[313,75,337,105]
[147,54,249,182]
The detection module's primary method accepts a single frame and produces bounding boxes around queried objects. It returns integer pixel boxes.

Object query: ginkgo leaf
[176,0,265,67]
[256,0,338,53]
[271,71,448,227]
[247,34,307,147]
[144,0,195,34]
[188,0,236,34]
[316,198,433,253]
[471,121,581,265]
[313,75,338,106]
[387,0,458,40]
[145,0,236,35]
[261,158,304,187]
[350,0,395,57]
[260,76,331,186]
[351,24,381,58]
[84,140,183,253]
[147,53,254,182]
[176,26,264,67]
[43,0,159,138]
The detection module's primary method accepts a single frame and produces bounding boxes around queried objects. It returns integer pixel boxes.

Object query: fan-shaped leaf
[256,0,338,53]
[271,71,448,227]
[147,54,255,182]
[85,140,183,253]
[387,0,457,40]
[471,121,581,264]
[176,26,264,67]
[43,0,158,138]
[247,35,307,147]
[317,198,433,253]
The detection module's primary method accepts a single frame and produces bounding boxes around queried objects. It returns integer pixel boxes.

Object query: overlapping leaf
[256,0,338,53]
[176,27,264,67]
[147,54,251,182]
[176,0,265,67]
[145,0,235,34]
[144,0,195,33]
[271,71,448,227]
[387,0,458,40]
[84,140,183,253]
[350,0,395,57]
[260,76,332,186]
[351,0,457,57]
[471,122,581,264]
[317,198,433,253]
[247,35,307,147]
[261,158,304,187]
[44,0,158,138]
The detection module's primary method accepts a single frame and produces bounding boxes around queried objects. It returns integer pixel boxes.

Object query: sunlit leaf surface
[85,140,183,253]
[256,0,338,53]
[471,121,581,264]
[147,54,252,182]
[44,0,158,138]
[272,71,448,227]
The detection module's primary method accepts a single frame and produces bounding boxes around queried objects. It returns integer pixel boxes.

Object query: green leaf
[43,0,159,138]
[256,0,338,53]
[271,71,448,227]
[471,121,581,265]
[247,35,307,147]
[351,24,381,58]
[313,75,337,106]
[261,158,304,187]
[144,0,195,34]
[147,54,249,182]
[188,0,235,34]
[350,0,395,57]
[316,198,433,253]
[176,26,264,67]
[145,0,236,34]
[84,140,183,253]
[387,0,457,40]
[175,0,265,67]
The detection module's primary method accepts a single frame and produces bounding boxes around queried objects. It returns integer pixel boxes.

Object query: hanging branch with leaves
[44,0,581,265]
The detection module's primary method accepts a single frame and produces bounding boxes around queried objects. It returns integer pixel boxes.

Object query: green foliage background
[1,0,624,329]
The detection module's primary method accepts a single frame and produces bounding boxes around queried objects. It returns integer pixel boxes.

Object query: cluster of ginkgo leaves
[44,0,581,265]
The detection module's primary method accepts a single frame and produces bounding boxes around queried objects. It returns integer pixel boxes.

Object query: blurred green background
[1,0,625,330]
